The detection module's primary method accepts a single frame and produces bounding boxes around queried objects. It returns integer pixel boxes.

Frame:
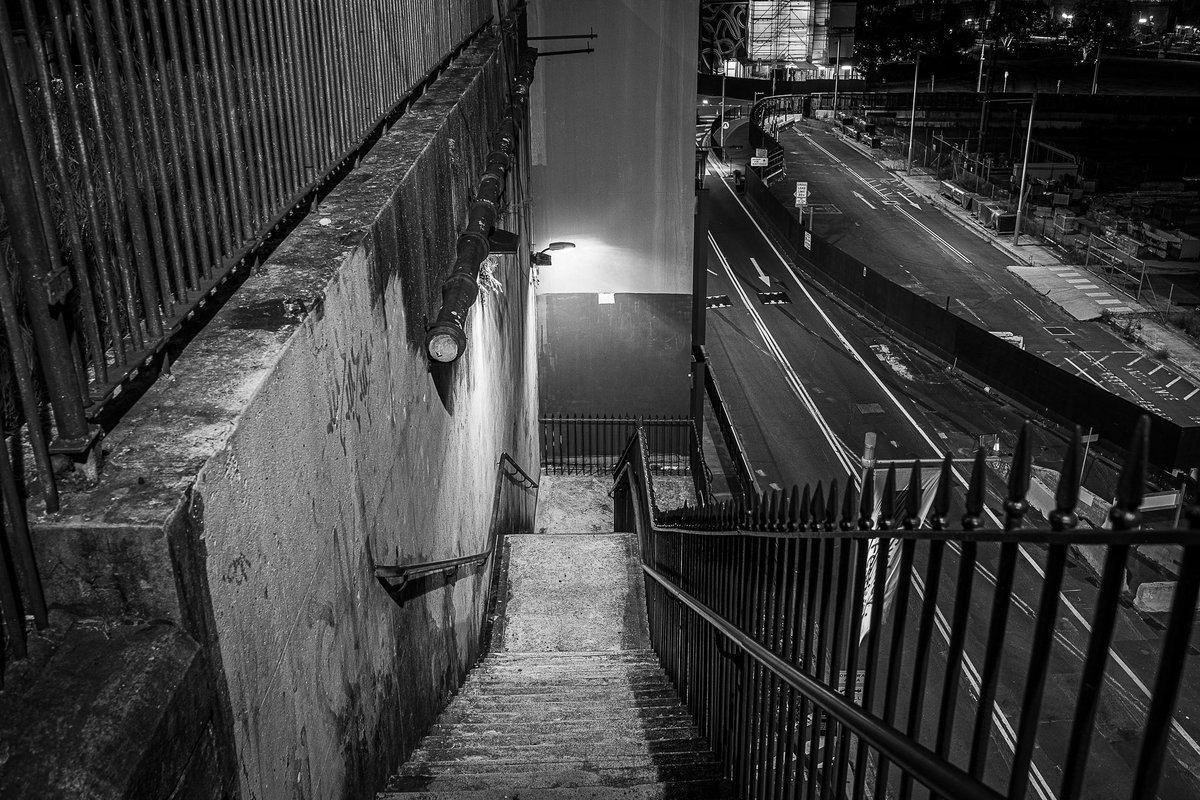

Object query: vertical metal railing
[615,418,1200,800]
[539,413,693,477]
[0,0,493,501]
[0,0,506,669]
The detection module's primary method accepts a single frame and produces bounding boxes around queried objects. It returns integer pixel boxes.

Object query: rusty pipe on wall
[425,48,537,363]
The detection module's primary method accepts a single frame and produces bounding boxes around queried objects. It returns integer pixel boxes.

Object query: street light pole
[1092,42,1102,94]
[832,35,841,122]
[1013,92,1037,246]
[907,53,919,175]
[977,41,986,92]
[719,72,726,151]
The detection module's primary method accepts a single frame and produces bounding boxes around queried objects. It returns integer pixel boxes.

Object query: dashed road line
[1014,299,1044,322]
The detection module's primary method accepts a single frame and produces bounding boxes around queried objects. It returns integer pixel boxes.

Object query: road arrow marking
[750,257,771,287]
[852,191,877,209]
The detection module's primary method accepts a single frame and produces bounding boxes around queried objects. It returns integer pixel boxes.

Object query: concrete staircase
[379,530,734,799]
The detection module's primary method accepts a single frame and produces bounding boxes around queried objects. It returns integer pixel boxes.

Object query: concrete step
[434,704,694,726]
[460,673,673,690]
[464,663,668,681]
[378,778,736,799]
[426,719,699,739]
[400,751,722,776]
[410,734,711,761]
[480,650,661,664]
[387,761,727,792]
[453,686,680,704]
[439,693,687,713]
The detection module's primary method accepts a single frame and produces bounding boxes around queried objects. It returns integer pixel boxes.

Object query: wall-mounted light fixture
[531,241,576,266]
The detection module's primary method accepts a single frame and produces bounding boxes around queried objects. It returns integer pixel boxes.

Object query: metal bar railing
[373,452,537,602]
[0,0,495,509]
[614,417,1200,800]
[539,413,693,477]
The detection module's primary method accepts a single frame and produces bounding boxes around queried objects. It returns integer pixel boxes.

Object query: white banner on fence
[859,468,941,645]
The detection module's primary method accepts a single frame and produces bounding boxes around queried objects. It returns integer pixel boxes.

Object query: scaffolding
[747,0,815,65]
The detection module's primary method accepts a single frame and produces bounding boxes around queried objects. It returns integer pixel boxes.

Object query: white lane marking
[1076,284,1099,290]
[909,569,1058,800]
[1149,364,1165,376]
[893,204,974,265]
[710,232,858,475]
[707,269,720,277]
[852,190,877,209]
[1063,358,1106,387]
[713,157,1200,768]
[750,257,771,287]
[1167,375,1182,388]
[1014,299,1044,322]
[1187,387,1200,400]
[1066,278,1090,284]
[1129,355,1146,367]
[956,299,987,326]
[1085,292,1110,297]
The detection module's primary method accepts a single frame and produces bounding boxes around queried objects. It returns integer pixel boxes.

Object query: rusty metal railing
[0,0,495,512]
[0,0,517,675]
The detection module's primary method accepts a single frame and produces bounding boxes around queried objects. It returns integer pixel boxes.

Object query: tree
[1066,0,1134,61]
[984,0,1063,51]
[855,2,974,80]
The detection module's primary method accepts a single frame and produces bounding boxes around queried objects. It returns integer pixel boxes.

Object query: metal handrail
[614,418,1200,800]
[374,453,537,593]
[640,562,1005,800]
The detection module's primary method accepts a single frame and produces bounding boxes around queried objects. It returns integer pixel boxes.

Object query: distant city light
[1061,12,1073,20]
[1140,18,1149,24]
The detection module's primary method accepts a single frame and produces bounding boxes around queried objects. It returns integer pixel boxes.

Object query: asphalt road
[700,158,1200,799]
[771,123,1200,427]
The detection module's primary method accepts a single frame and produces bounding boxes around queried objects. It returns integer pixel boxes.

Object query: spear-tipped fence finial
[1111,416,1151,531]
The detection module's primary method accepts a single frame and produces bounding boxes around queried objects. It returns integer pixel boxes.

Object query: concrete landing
[533,476,615,534]
[498,534,649,652]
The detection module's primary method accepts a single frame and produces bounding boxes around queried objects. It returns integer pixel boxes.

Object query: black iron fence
[615,420,1200,800]
[0,0,494,510]
[539,414,694,477]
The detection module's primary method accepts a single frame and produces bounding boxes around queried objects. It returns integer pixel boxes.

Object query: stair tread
[427,720,700,736]
[401,751,721,774]
[377,778,736,799]
[409,738,711,762]
[387,761,726,791]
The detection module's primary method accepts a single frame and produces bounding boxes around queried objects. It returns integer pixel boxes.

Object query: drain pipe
[425,49,537,363]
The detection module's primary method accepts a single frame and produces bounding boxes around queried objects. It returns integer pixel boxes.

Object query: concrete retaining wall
[24,32,538,800]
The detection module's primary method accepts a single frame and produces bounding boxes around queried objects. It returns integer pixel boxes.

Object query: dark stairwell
[381,475,736,799]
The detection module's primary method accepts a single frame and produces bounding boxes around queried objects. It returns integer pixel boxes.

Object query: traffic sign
[722,121,730,129]
[755,148,767,159]
[794,181,808,198]
[750,157,768,167]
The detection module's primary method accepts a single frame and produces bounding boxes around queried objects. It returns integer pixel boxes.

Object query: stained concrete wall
[528,0,699,414]
[23,32,538,800]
